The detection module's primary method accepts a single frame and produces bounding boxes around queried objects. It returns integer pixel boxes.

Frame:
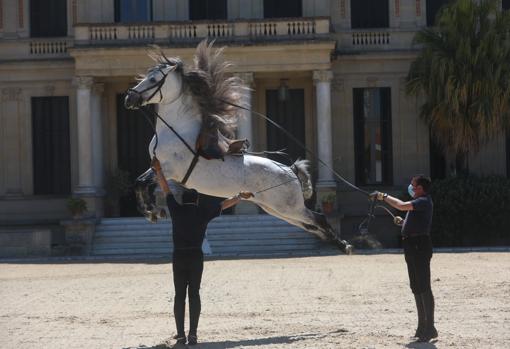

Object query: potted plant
[67,197,88,219]
[321,192,336,215]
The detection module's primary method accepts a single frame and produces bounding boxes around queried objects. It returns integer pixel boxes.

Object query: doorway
[116,94,155,216]
[265,89,306,165]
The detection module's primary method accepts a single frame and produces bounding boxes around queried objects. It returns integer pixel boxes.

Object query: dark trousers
[172,250,204,337]
[403,235,433,294]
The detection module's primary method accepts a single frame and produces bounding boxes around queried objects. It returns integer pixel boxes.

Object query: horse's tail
[291,160,313,200]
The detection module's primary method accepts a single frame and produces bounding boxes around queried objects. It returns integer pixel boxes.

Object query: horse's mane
[151,40,247,139]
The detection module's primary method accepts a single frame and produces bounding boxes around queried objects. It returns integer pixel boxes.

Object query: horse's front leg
[134,168,166,223]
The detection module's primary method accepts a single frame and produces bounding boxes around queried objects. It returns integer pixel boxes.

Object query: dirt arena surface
[1,252,509,349]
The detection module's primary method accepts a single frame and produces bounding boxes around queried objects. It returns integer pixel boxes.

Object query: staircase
[91,214,338,258]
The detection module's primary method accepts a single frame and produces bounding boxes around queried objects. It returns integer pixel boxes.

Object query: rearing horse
[124,41,352,253]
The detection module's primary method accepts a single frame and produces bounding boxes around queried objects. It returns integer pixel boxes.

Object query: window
[353,88,393,185]
[264,0,302,18]
[115,0,153,23]
[504,0,510,11]
[30,0,67,37]
[350,0,389,29]
[32,97,71,195]
[426,0,448,27]
[189,0,227,20]
[430,130,446,180]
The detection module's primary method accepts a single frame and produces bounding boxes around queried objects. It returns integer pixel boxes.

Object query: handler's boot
[187,333,198,345]
[172,334,186,345]
[418,290,438,342]
[413,293,426,338]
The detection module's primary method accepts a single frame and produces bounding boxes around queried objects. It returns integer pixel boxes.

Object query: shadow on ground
[405,339,438,349]
[126,332,329,349]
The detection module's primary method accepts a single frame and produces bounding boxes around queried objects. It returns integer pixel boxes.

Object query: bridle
[128,64,199,185]
[127,65,174,106]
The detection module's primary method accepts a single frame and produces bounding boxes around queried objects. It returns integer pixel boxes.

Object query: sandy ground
[1,252,509,349]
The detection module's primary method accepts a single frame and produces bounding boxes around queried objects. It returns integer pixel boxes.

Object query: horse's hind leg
[256,203,353,254]
[306,211,352,254]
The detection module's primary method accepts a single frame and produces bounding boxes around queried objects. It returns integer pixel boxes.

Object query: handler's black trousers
[403,235,433,294]
[173,250,204,337]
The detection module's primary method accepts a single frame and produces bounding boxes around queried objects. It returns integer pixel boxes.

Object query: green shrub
[67,197,87,218]
[429,175,510,246]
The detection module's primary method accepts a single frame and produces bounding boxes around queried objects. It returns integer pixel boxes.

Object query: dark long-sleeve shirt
[166,194,221,251]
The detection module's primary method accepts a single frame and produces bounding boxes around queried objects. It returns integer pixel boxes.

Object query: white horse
[124,41,351,253]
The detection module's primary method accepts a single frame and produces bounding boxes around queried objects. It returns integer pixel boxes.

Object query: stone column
[73,76,95,195]
[313,70,335,187]
[233,72,258,215]
[91,83,104,193]
[234,72,254,144]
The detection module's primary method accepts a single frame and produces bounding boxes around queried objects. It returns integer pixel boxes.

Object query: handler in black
[152,157,253,346]
[371,175,438,342]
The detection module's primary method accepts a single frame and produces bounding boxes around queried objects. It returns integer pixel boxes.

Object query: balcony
[73,17,331,47]
[336,29,418,53]
[0,37,73,61]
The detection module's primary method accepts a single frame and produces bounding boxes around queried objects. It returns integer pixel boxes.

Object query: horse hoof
[145,212,158,223]
[344,244,354,255]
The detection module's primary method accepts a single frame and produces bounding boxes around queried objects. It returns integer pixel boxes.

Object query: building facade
[1,0,509,227]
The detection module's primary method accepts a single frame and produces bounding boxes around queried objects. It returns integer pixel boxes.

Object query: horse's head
[125,56,184,110]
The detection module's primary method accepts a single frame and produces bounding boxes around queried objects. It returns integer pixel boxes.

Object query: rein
[220,99,370,197]
[221,99,400,232]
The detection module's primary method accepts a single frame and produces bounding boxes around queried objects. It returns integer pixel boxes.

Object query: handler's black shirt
[402,195,433,238]
[166,194,222,251]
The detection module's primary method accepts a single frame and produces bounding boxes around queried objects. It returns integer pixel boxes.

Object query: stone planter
[60,218,96,256]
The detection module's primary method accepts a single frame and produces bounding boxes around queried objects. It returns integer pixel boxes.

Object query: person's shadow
[405,339,438,349]
[126,332,326,349]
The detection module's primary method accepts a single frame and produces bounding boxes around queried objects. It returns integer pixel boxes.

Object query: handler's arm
[151,157,171,195]
[383,195,413,212]
[221,191,254,210]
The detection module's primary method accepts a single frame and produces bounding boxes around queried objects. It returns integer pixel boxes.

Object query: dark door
[116,94,155,216]
[31,96,71,195]
[429,130,446,180]
[265,89,306,165]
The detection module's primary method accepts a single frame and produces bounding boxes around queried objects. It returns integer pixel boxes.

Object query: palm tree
[406,0,510,173]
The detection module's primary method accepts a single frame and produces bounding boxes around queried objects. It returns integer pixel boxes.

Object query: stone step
[98,214,278,225]
[93,236,320,249]
[91,215,334,258]
[94,231,316,243]
[95,225,301,236]
[92,243,326,256]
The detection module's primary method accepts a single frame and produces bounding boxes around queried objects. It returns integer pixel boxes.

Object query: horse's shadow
[405,339,438,349]
[126,332,324,349]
